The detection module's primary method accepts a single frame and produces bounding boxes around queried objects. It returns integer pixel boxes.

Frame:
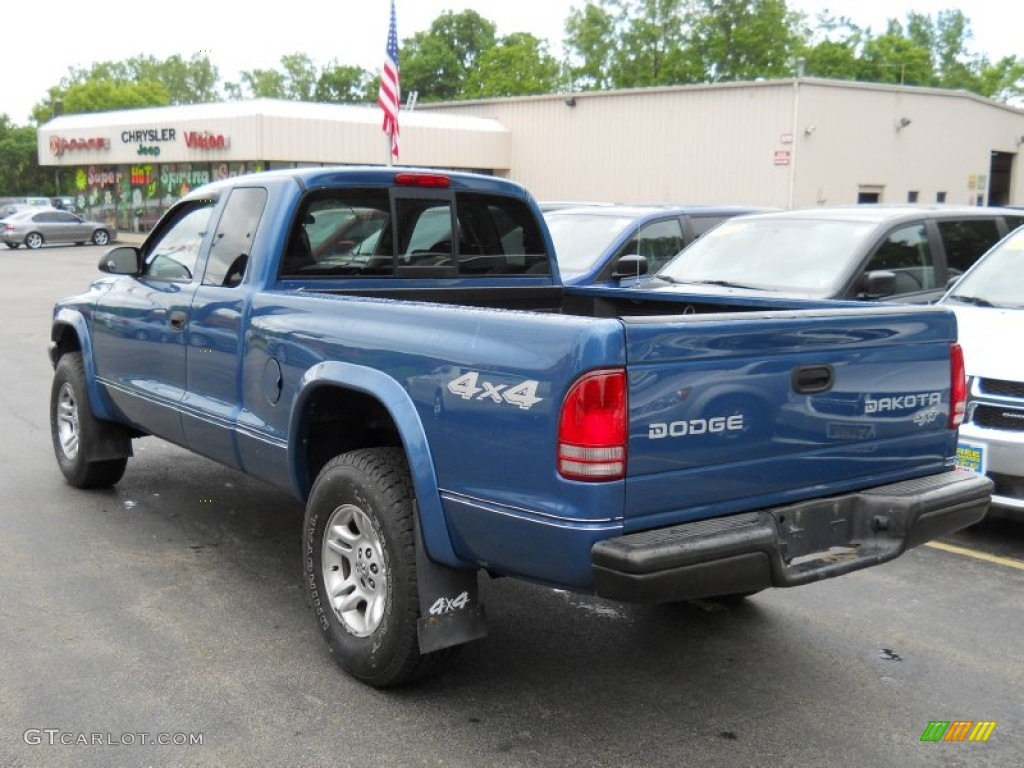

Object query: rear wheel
[304,447,451,687]
[25,232,43,249]
[50,352,128,488]
[92,229,110,246]
[5,243,18,249]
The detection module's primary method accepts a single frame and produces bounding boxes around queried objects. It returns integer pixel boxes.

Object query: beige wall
[427,80,1024,209]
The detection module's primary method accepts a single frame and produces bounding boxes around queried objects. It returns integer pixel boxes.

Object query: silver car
[941,225,1024,515]
[2,208,116,249]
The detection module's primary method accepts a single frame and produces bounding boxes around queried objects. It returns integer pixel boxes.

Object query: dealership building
[37,78,1024,233]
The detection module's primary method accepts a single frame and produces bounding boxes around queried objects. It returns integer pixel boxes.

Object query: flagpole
[379,0,400,167]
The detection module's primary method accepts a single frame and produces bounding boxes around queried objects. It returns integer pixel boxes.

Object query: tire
[92,229,110,246]
[5,243,18,249]
[50,352,128,488]
[25,232,43,249]
[304,447,450,687]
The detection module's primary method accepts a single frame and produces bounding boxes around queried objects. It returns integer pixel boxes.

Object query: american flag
[379,0,400,159]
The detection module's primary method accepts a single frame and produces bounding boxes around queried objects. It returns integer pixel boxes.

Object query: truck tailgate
[623,306,959,531]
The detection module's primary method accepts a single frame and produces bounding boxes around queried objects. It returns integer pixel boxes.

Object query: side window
[142,201,216,282]
[203,187,268,287]
[55,211,79,223]
[35,212,58,223]
[617,218,684,273]
[937,218,1001,275]
[865,223,935,294]
[689,215,728,239]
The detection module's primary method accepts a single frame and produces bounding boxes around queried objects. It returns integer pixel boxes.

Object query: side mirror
[859,270,897,298]
[612,253,649,280]
[98,245,142,276]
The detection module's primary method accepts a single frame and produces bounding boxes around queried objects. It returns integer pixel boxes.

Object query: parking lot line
[925,541,1024,571]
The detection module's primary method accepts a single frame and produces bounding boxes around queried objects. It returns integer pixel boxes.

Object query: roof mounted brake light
[394,173,450,188]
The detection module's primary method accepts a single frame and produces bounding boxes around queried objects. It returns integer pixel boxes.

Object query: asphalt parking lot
[1,244,1022,767]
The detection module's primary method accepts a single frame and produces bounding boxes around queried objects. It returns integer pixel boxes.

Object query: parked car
[940,224,1024,515]
[51,196,78,212]
[3,208,116,249]
[544,204,773,286]
[644,205,1024,302]
[537,200,615,212]
[0,202,42,221]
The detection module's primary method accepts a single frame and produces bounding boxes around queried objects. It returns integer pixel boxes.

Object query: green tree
[31,53,218,122]
[400,10,497,102]
[611,0,700,87]
[688,0,803,81]
[315,63,375,103]
[129,53,220,104]
[462,33,561,98]
[0,117,52,194]
[564,2,618,90]
[238,68,287,99]
[858,26,934,86]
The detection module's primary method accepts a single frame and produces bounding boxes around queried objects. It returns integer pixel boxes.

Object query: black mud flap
[414,514,487,654]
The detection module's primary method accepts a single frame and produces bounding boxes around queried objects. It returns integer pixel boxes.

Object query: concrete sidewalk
[116,232,147,246]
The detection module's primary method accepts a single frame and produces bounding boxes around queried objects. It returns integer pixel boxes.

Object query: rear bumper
[592,471,993,603]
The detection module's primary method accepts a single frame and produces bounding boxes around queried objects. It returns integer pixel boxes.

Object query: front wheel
[50,352,128,488]
[92,229,110,246]
[304,447,450,687]
[25,232,43,249]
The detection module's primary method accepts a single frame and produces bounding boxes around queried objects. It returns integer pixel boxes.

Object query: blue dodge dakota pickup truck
[49,167,991,687]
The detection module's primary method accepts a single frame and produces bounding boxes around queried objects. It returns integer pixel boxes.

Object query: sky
[3,0,1020,125]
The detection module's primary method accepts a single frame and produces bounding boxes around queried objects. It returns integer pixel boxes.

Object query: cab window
[203,187,267,287]
[142,201,216,282]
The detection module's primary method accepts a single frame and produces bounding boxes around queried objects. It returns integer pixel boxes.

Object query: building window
[907,190,919,203]
[857,185,883,204]
[936,191,947,203]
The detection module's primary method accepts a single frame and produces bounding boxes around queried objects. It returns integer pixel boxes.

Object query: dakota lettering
[865,392,942,414]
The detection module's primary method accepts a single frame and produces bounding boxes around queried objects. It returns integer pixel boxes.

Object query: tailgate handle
[793,365,834,394]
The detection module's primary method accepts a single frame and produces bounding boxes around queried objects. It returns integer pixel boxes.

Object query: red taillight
[394,172,450,188]
[950,342,967,428]
[558,369,627,481]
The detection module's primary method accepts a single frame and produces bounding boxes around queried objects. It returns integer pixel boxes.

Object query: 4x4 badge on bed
[447,371,543,410]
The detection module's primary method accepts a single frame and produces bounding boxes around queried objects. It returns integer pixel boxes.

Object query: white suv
[942,226,1024,514]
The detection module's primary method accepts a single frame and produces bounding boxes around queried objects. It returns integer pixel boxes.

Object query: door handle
[792,364,834,394]
[168,311,187,330]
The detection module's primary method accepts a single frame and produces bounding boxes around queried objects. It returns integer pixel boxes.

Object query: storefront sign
[50,136,111,156]
[87,166,121,187]
[121,128,177,143]
[184,131,230,150]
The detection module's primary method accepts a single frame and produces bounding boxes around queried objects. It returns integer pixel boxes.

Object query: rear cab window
[279,188,549,280]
